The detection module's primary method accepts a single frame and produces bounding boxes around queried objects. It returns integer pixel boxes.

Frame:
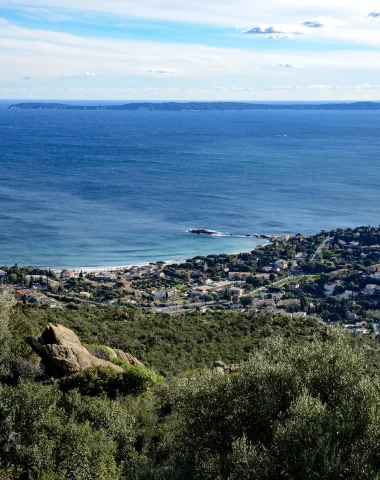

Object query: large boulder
[28,323,124,378]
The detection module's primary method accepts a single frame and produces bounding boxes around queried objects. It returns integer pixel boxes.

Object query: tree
[240,295,253,307]
[161,328,380,479]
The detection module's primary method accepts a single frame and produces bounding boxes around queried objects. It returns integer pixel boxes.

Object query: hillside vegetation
[0,298,380,479]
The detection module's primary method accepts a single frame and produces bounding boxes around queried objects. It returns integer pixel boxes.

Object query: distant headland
[7,101,380,111]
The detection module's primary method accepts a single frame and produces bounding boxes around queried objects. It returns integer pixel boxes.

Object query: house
[275,259,288,270]
[154,289,178,302]
[259,289,269,300]
[0,270,7,279]
[280,234,290,242]
[230,287,243,297]
[189,290,202,298]
[271,292,284,302]
[255,273,271,280]
[328,269,349,278]
[251,299,275,309]
[79,291,91,298]
[47,279,60,289]
[27,293,58,308]
[362,284,380,295]
[195,285,213,293]
[355,328,370,335]
[278,298,300,307]
[251,299,265,309]
[338,290,358,300]
[355,321,367,328]
[286,283,300,291]
[368,263,380,273]
[92,274,112,282]
[14,289,30,301]
[92,272,117,283]
[60,269,74,280]
[213,281,230,291]
[228,271,252,279]
[260,290,283,302]
[324,281,342,297]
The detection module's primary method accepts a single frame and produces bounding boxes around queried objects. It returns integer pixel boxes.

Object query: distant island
[7,101,380,111]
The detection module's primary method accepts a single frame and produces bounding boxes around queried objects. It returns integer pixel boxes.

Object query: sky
[1,0,380,100]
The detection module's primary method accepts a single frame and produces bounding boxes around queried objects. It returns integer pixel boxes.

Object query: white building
[275,259,288,270]
[324,281,342,297]
[362,284,380,296]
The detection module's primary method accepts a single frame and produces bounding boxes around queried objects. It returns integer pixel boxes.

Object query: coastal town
[1,225,380,337]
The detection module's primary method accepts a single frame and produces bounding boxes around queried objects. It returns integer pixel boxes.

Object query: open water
[0,102,379,268]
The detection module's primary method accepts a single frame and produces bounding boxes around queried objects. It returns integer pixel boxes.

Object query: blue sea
[0,101,379,269]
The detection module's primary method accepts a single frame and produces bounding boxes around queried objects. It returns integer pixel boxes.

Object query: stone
[111,349,144,367]
[28,323,124,378]
[213,360,239,375]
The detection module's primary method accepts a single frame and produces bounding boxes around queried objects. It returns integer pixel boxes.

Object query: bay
[0,105,379,268]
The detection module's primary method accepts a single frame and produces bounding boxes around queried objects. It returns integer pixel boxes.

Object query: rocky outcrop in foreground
[28,323,141,377]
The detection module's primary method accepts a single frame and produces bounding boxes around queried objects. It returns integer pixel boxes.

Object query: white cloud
[267,82,378,91]
[2,17,380,100]
[146,68,176,74]
[60,72,95,79]
[2,0,380,48]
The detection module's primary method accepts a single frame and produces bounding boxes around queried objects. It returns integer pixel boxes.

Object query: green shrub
[0,382,119,479]
[59,367,121,397]
[111,357,164,392]
[159,328,380,479]
[59,363,163,398]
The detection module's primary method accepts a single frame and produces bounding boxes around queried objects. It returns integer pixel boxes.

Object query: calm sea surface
[0,104,379,268]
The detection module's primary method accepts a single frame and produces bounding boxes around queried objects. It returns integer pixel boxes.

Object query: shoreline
[3,233,275,274]
[51,248,268,275]
[51,259,186,275]
[49,241,271,274]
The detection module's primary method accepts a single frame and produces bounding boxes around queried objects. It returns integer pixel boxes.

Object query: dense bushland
[9,302,328,375]
[0,297,380,479]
